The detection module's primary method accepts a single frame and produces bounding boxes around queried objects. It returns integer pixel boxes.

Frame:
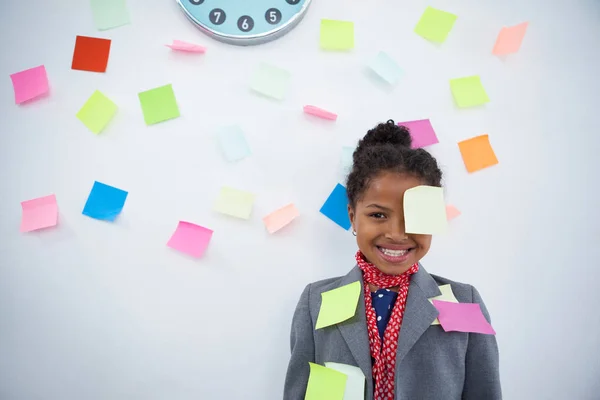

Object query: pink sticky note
[20,194,58,232]
[432,300,496,335]
[263,203,300,234]
[304,105,338,121]
[166,40,207,53]
[446,205,461,221]
[397,119,438,148]
[10,65,49,104]
[167,221,213,258]
[492,22,528,55]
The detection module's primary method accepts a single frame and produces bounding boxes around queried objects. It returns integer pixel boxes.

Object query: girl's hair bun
[357,119,412,150]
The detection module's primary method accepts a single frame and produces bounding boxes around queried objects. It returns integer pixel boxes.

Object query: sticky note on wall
[368,51,403,85]
[76,90,117,134]
[457,134,499,173]
[167,221,213,258]
[319,183,351,230]
[263,203,299,234]
[316,281,361,329]
[10,65,49,104]
[214,187,255,219]
[397,119,438,148]
[250,63,291,100]
[82,181,128,221]
[403,185,447,235]
[414,7,457,43]
[320,19,354,50]
[305,363,348,400]
[449,76,490,108]
[20,194,58,232]
[493,22,529,55]
[90,0,130,31]
[138,84,180,125]
[71,35,112,72]
[217,125,251,162]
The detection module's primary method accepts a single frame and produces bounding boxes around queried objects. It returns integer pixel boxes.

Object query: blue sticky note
[217,125,251,162]
[82,181,128,221]
[320,183,351,230]
[368,51,404,85]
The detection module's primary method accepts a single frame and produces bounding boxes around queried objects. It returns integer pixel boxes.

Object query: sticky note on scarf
[316,281,361,329]
[305,363,348,400]
[428,284,459,325]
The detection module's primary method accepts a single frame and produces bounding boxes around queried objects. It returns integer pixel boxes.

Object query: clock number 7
[209,8,226,25]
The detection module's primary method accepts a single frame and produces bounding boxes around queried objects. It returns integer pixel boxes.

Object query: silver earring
[352,230,357,236]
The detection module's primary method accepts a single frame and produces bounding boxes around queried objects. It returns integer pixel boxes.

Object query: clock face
[176,0,312,46]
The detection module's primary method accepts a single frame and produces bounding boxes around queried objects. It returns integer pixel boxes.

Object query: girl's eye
[369,213,386,219]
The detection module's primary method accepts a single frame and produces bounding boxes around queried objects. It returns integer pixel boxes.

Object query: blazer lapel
[396,265,441,366]
[336,266,373,382]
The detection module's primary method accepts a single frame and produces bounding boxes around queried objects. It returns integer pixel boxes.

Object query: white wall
[1,0,599,399]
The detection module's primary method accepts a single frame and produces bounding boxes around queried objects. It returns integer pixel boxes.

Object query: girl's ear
[347,205,355,228]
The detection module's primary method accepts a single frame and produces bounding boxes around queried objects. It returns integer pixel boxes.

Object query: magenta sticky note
[10,65,49,104]
[167,221,213,258]
[304,105,337,121]
[397,119,438,148]
[20,194,58,232]
[432,300,496,335]
[166,40,206,53]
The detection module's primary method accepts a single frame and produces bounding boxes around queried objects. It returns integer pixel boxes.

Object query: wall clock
[176,0,313,46]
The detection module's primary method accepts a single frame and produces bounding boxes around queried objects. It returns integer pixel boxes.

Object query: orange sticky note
[263,203,299,233]
[493,22,528,55]
[457,135,499,173]
[71,35,112,72]
[446,205,461,221]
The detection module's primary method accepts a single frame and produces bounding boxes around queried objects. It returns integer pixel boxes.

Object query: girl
[283,120,501,400]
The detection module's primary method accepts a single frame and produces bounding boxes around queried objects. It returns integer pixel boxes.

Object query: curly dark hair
[346,119,443,207]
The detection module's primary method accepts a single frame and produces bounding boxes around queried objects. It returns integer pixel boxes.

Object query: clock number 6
[237,16,254,32]
[265,8,282,25]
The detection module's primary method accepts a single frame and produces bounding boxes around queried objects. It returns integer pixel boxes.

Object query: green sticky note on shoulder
[305,363,348,400]
[414,7,457,43]
[428,284,459,325]
[90,0,130,31]
[76,90,117,134]
[250,63,291,100]
[320,19,354,50]
[315,281,361,329]
[138,84,180,125]
[449,76,490,108]
[213,187,255,219]
[403,186,447,235]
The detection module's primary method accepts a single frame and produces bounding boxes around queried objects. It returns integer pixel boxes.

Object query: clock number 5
[209,8,226,25]
[237,16,255,32]
[265,8,282,25]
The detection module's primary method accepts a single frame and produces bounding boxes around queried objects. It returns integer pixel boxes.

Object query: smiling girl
[284,120,501,400]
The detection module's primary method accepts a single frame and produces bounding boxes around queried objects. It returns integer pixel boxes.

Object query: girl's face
[348,171,432,276]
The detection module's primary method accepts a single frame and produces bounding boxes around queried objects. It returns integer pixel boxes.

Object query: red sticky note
[71,35,112,72]
[167,221,213,258]
[493,22,528,55]
[432,300,496,335]
[398,119,438,148]
[10,65,49,104]
[20,194,58,232]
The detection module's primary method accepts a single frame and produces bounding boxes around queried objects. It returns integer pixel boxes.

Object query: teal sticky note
[90,0,130,31]
[368,51,403,85]
[82,181,128,221]
[320,184,351,230]
[217,125,251,162]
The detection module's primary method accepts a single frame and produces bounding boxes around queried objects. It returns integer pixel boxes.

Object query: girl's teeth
[381,248,408,256]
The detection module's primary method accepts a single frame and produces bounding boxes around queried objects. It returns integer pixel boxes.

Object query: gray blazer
[283,265,501,400]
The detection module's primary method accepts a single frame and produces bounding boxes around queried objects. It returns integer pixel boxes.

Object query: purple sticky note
[398,119,438,149]
[20,194,58,232]
[432,300,496,335]
[10,65,49,104]
[167,221,213,258]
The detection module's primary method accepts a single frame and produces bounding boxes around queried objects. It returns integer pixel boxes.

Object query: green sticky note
[403,186,448,235]
[305,363,348,400]
[320,19,354,50]
[138,84,180,125]
[250,63,291,100]
[414,7,457,43]
[90,0,130,31]
[76,90,117,134]
[315,281,361,330]
[214,187,255,219]
[449,76,490,108]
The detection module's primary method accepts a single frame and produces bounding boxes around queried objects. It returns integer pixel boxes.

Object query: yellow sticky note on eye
[316,281,361,330]
[428,284,458,325]
[305,363,348,400]
[320,19,354,50]
[76,90,117,134]
[449,76,490,108]
[414,7,458,43]
[403,186,447,235]
[213,187,255,219]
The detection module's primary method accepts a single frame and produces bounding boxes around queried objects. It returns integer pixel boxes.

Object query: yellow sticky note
[320,19,354,50]
[213,187,255,219]
[305,363,348,400]
[414,7,457,43]
[457,134,499,173]
[429,284,459,325]
[76,90,117,134]
[449,76,490,108]
[493,22,528,55]
[403,186,447,235]
[263,203,299,234]
[315,281,361,330]
[324,362,365,400]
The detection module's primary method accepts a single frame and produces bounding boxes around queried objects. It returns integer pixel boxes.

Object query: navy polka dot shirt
[370,288,398,341]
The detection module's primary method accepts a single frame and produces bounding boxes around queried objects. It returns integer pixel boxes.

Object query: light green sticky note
[320,19,354,50]
[414,7,457,43]
[250,63,291,100]
[138,84,180,125]
[214,187,255,219]
[315,281,361,330]
[90,0,130,31]
[305,363,348,400]
[449,76,490,108]
[428,284,458,325]
[76,90,117,134]
[403,186,448,235]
